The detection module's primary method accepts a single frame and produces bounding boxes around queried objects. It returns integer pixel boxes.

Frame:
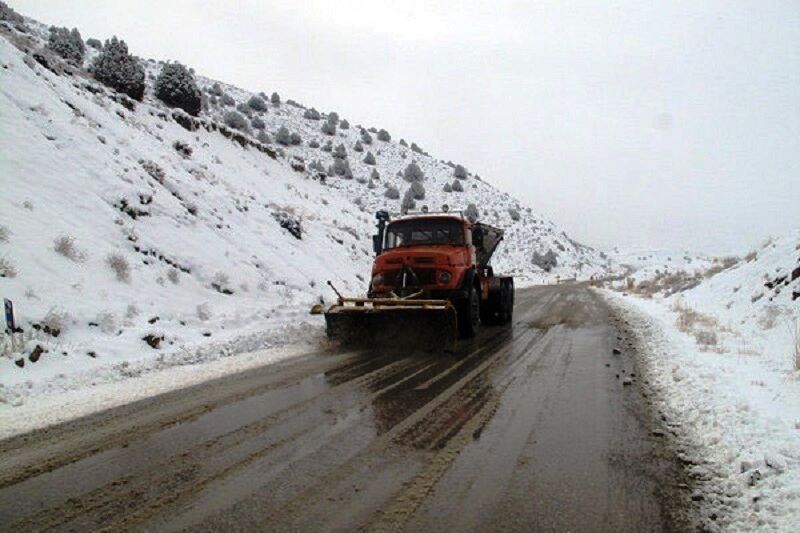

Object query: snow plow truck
[311,209,514,348]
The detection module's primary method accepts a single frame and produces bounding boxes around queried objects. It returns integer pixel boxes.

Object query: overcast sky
[14,0,800,253]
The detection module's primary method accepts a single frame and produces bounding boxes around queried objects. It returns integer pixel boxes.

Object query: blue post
[4,298,15,333]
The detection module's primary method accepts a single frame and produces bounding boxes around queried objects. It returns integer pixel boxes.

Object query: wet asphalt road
[0,284,686,532]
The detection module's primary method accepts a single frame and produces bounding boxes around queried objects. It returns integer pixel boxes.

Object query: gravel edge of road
[598,288,719,532]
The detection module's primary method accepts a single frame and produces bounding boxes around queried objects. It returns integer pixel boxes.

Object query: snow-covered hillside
[606,230,800,531]
[0,9,610,402]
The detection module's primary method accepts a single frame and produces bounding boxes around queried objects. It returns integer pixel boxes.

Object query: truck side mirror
[373,234,383,255]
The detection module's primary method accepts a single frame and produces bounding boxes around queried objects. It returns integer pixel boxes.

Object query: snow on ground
[601,230,800,532]
[609,247,714,286]
[0,10,612,415]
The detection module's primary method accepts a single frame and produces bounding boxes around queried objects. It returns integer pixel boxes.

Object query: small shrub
[792,320,800,371]
[308,139,320,148]
[275,126,291,145]
[220,93,235,107]
[363,151,376,165]
[531,249,558,272]
[401,189,416,212]
[451,179,463,192]
[360,129,373,145]
[106,253,131,282]
[0,256,16,278]
[403,162,424,182]
[236,102,253,116]
[334,143,347,159]
[377,128,391,142]
[86,37,102,50]
[508,208,520,221]
[384,185,400,199]
[410,181,425,200]
[196,303,212,321]
[399,139,408,147]
[443,182,452,192]
[91,37,146,100]
[223,110,250,132]
[47,26,85,65]
[155,62,202,116]
[367,179,377,189]
[0,224,8,242]
[256,130,271,144]
[370,168,380,180]
[247,94,267,112]
[410,142,424,154]
[340,119,350,129]
[211,272,233,294]
[333,157,352,178]
[464,203,479,222]
[353,140,364,152]
[140,159,165,183]
[273,211,302,239]
[173,140,192,158]
[303,107,321,120]
[454,164,468,179]
[250,115,265,130]
[321,120,336,135]
[321,140,333,152]
[167,268,179,284]
[208,82,223,96]
[54,235,87,262]
[41,308,69,336]
[270,91,280,105]
[290,132,302,145]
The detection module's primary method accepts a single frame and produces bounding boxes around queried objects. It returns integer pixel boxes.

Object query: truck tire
[500,281,514,324]
[458,284,481,338]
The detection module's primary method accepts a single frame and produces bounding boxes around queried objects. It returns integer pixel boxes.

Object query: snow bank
[600,230,800,531]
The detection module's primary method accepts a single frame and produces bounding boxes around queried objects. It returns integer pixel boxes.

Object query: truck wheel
[500,281,514,324]
[459,284,481,338]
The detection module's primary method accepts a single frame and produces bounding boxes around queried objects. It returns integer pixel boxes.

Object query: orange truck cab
[368,210,514,337]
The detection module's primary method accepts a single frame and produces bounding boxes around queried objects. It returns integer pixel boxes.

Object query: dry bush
[671,300,728,352]
[106,253,130,282]
[41,308,69,335]
[0,224,8,243]
[196,303,212,321]
[54,235,87,262]
[790,319,800,372]
[0,256,16,278]
[744,250,758,262]
[167,268,179,284]
[211,272,233,294]
[757,305,784,330]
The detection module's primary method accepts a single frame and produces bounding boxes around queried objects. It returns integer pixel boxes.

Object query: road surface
[0,284,688,531]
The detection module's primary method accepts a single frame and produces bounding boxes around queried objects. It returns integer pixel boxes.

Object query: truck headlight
[438,271,452,284]
[371,273,383,287]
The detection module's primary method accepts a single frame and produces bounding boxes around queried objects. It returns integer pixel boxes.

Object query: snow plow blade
[313,297,458,351]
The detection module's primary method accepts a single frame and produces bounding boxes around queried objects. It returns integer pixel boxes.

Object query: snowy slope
[0,12,611,403]
[610,247,714,285]
[605,231,800,531]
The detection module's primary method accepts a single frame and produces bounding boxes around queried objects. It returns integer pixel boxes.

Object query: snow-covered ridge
[0,9,610,401]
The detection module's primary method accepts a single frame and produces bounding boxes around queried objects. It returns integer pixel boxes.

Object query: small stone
[612,348,622,355]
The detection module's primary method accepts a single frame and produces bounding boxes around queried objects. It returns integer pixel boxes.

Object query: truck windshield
[384,219,465,249]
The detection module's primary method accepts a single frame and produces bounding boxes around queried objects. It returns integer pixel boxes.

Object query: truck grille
[384,267,437,287]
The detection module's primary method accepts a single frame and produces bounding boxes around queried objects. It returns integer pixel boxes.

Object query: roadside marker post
[3,298,14,334]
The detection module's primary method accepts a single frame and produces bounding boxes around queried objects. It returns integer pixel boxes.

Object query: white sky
[14,0,800,253]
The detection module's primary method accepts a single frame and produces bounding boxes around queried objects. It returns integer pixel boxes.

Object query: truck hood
[374,246,465,269]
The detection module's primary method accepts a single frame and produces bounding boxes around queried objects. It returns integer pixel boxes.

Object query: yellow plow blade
[313,297,458,351]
